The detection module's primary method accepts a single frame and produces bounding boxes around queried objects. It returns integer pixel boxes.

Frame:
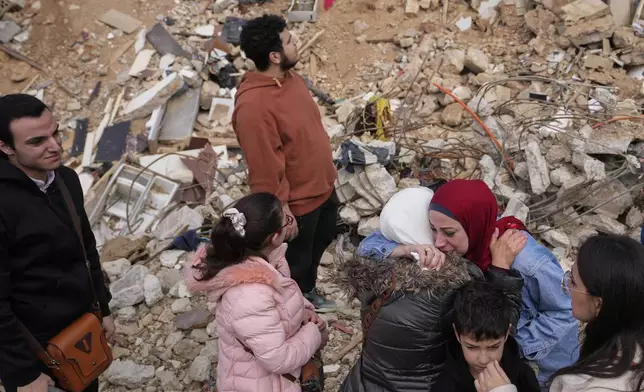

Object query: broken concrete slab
[609,0,633,26]
[572,152,606,181]
[524,140,551,195]
[159,86,201,141]
[626,207,643,228]
[121,72,185,121]
[550,165,577,187]
[580,180,633,219]
[569,226,598,248]
[502,197,529,223]
[358,216,380,237]
[195,25,215,37]
[98,9,142,34]
[560,15,615,46]
[559,0,609,25]
[128,49,155,77]
[538,226,571,248]
[581,213,627,235]
[146,22,191,59]
[405,0,420,14]
[464,48,490,74]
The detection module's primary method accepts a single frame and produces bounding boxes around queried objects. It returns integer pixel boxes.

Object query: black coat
[0,160,112,387]
[334,253,524,392]
[433,336,541,392]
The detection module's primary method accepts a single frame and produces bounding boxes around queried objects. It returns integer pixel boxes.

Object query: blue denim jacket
[359,231,580,387]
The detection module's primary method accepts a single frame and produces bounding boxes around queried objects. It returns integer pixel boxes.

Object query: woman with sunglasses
[550,234,644,392]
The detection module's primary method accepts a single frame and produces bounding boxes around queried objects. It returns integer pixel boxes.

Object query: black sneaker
[304,288,337,313]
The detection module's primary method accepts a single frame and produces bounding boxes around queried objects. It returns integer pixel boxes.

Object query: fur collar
[331,239,475,300]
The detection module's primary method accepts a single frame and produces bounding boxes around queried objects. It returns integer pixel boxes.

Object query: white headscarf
[380,187,434,245]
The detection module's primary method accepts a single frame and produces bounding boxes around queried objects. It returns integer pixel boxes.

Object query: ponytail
[194,192,283,281]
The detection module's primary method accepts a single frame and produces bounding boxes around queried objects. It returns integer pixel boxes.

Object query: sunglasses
[561,270,589,296]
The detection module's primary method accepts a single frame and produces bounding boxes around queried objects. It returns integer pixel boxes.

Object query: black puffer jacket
[334,252,524,392]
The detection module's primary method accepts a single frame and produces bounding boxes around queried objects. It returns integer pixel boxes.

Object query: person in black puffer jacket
[332,241,524,392]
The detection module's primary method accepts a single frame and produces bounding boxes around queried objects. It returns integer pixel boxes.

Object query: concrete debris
[105,359,155,388]
[538,226,571,248]
[524,140,551,195]
[7,0,644,389]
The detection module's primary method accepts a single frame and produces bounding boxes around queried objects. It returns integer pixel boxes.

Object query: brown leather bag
[17,176,113,392]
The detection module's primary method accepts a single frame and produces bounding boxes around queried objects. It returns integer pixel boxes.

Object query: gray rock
[513,162,530,181]
[164,331,184,349]
[358,216,380,237]
[191,328,210,343]
[550,166,576,187]
[524,140,551,195]
[339,205,361,225]
[581,214,627,235]
[143,275,164,307]
[169,280,192,298]
[572,152,606,181]
[116,306,137,322]
[580,180,633,219]
[464,48,490,74]
[502,197,529,223]
[105,359,154,388]
[365,164,398,204]
[627,207,644,229]
[569,227,598,248]
[156,268,183,293]
[538,226,571,248]
[175,307,213,330]
[109,265,151,309]
[103,258,132,279]
[336,100,355,123]
[171,298,192,314]
[172,339,201,360]
[160,250,185,268]
[188,356,212,382]
[155,370,183,391]
[199,339,219,361]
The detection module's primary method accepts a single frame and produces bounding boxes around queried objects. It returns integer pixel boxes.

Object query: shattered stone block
[121,73,185,121]
[514,162,530,181]
[581,214,627,235]
[464,48,490,74]
[626,207,644,229]
[524,140,551,195]
[559,0,609,25]
[358,216,381,237]
[479,155,498,190]
[581,180,633,219]
[550,166,576,187]
[335,100,355,123]
[503,197,529,223]
[560,15,615,46]
[405,0,420,14]
[365,164,398,204]
[572,152,606,181]
[538,226,571,248]
[441,102,465,126]
[339,205,361,225]
[569,226,598,248]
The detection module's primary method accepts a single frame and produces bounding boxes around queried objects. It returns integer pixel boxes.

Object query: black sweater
[433,337,541,392]
[0,160,111,387]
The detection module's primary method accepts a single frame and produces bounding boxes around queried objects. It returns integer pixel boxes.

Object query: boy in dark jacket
[434,281,540,392]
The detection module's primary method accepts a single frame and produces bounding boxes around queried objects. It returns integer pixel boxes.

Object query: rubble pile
[1,0,644,390]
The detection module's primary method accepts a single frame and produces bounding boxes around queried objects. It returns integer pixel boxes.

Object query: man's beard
[280,56,298,71]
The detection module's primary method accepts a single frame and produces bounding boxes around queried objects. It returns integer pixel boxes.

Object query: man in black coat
[0,94,114,392]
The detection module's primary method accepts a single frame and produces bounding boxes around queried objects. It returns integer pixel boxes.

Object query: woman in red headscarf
[352,179,579,390]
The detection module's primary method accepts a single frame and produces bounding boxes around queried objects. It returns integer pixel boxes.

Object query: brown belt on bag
[16,175,113,392]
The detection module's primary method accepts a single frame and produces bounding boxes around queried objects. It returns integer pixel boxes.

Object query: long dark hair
[194,192,283,281]
[550,234,644,391]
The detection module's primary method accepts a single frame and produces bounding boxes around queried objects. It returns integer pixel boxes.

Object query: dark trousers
[2,379,98,392]
[286,191,339,293]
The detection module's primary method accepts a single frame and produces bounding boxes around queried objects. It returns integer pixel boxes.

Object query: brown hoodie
[232,71,337,216]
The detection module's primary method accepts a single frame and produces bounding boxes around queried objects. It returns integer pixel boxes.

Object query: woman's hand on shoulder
[391,244,446,271]
[490,228,527,270]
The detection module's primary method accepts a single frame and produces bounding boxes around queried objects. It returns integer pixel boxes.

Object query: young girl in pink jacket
[186,192,328,392]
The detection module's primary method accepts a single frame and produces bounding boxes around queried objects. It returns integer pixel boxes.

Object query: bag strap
[55,175,101,314]
[236,338,298,383]
[361,272,397,344]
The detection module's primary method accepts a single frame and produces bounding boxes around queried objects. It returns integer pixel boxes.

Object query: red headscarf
[429,179,527,271]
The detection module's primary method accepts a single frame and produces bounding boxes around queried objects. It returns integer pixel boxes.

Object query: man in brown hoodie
[233,14,338,310]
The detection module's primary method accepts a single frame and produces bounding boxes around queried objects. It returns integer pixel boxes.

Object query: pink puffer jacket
[186,243,322,392]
